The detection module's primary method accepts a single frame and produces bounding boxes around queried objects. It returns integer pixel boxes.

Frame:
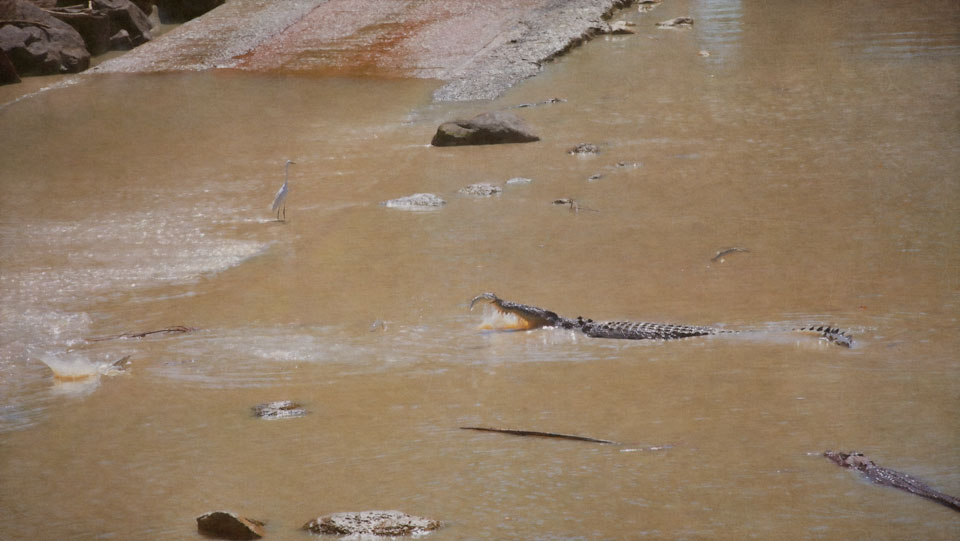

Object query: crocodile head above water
[469,292,568,330]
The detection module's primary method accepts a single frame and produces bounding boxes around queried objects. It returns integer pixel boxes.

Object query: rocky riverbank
[0,0,223,81]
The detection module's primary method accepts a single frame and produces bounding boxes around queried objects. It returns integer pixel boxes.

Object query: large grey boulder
[47,0,153,55]
[431,111,539,147]
[302,510,441,537]
[0,0,90,75]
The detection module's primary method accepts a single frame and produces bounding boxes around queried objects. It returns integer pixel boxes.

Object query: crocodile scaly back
[577,318,721,340]
[797,326,853,348]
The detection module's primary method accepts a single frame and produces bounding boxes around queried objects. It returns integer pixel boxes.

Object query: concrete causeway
[91,0,635,100]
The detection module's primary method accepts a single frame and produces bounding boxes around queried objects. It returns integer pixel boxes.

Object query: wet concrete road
[92,0,632,100]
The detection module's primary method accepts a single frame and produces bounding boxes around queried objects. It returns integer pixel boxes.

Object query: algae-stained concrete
[92,0,635,100]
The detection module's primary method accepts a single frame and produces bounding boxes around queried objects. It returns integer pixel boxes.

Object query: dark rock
[431,111,539,147]
[0,47,20,84]
[154,0,223,22]
[128,0,155,16]
[251,400,307,420]
[196,511,265,540]
[95,0,152,45]
[109,28,132,49]
[0,1,90,75]
[302,510,441,537]
[48,0,152,55]
[46,7,110,55]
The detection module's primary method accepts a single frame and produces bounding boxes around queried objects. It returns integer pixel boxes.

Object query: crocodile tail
[579,319,720,340]
[797,326,853,348]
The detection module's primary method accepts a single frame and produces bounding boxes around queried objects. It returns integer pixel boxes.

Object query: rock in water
[567,143,600,155]
[506,177,533,185]
[431,112,539,147]
[302,510,441,537]
[459,183,502,196]
[603,21,636,35]
[380,193,446,210]
[656,17,694,28]
[251,400,307,419]
[196,511,265,540]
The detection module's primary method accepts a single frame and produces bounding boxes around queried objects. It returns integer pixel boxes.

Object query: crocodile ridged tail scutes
[577,318,721,340]
[797,326,853,348]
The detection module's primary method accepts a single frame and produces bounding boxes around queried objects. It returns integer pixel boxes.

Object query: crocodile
[824,451,960,512]
[469,292,853,347]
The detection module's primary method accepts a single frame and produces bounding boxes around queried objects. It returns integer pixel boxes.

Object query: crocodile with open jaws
[469,292,853,347]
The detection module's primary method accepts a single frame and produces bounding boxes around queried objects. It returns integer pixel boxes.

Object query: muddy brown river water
[1,1,959,539]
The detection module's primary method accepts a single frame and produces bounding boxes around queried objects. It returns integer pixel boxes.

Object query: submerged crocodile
[469,292,853,347]
[825,451,960,512]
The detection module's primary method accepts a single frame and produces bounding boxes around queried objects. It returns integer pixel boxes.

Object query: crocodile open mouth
[477,304,544,331]
[469,292,561,331]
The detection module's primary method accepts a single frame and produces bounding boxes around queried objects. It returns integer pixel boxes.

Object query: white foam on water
[0,183,270,432]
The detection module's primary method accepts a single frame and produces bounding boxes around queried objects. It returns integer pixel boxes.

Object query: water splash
[32,350,128,382]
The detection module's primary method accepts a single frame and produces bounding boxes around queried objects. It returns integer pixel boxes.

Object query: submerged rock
[656,17,694,28]
[567,143,600,156]
[506,177,533,185]
[380,193,446,210]
[602,21,636,35]
[459,183,502,197]
[252,400,307,419]
[196,511,265,540]
[638,0,662,13]
[431,111,539,147]
[514,97,565,108]
[302,510,441,537]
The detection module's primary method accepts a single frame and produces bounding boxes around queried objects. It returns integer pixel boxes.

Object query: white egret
[271,159,296,221]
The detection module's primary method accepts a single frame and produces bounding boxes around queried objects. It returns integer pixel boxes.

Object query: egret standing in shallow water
[271,159,295,221]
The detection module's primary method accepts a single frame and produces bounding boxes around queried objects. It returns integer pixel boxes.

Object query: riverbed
[1,1,958,538]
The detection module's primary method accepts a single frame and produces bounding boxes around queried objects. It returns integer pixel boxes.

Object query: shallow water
[1,0,959,539]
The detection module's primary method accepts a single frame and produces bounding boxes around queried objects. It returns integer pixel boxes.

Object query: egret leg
[282,204,286,221]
